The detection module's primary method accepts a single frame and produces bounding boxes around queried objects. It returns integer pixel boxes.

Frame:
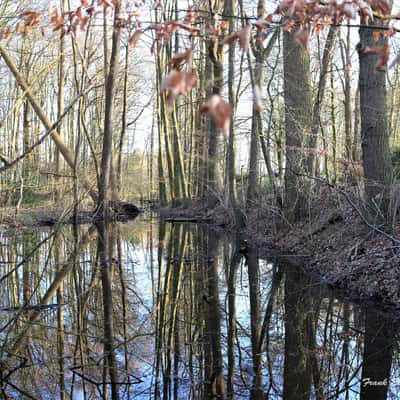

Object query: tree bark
[283,25,312,221]
[306,26,336,176]
[247,29,279,206]
[99,1,122,215]
[206,17,224,207]
[358,22,393,220]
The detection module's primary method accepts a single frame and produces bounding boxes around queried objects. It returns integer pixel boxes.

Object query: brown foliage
[161,70,198,111]
[200,95,232,140]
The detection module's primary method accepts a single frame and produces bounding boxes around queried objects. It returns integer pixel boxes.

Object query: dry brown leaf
[170,48,193,69]
[129,30,142,47]
[294,25,309,50]
[200,95,232,140]
[161,70,198,111]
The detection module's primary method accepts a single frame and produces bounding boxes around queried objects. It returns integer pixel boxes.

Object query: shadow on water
[0,215,399,399]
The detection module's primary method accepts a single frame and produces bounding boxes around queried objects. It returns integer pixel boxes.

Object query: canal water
[0,214,399,399]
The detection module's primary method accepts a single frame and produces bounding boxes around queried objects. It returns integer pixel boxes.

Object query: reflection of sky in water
[1,218,400,399]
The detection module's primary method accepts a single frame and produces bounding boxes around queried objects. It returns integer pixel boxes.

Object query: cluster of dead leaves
[363,43,390,69]
[160,48,232,139]
[161,70,198,111]
[128,19,201,54]
[7,0,144,38]
[200,95,232,139]
[273,0,394,58]
[222,25,252,51]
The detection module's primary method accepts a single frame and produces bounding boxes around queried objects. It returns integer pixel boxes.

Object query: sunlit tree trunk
[205,8,224,206]
[55,0,66,202]
[306,26,336,177]
[99,1,122,215]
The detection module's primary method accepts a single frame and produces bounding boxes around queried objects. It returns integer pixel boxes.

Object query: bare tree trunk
[206,16,223,206]
[99,1,122,215]
[55,0,66,202]
[224,0,237,213]
[283,25,312,221]
[226,246,240,399]
[117,41,129,197]
[353,85,361,162]
[358,22,393,221]
[202,229,225,399]
[306,26,336,176]
[246,249,264,399]
[247,29,279,206]
[343,25,352,160]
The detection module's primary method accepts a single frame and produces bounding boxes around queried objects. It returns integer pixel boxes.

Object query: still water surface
[0,214,399,399]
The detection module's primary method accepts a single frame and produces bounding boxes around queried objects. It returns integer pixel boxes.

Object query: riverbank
[1,190,399,312]
[158,189,400,313]
[0,201,140,233]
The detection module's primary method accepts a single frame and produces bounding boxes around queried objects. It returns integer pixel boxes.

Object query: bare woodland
[0,0,398,226]
[1,0,400,398]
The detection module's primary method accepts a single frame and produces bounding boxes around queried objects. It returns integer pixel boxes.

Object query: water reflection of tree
[1,220,399,399]
[360,308,394,400]
[245,248,264,399]
[202,228,225,399]
[97,221,119,399]
[283,263,313,400]
[226,235,241,398]
[153,223,226,399]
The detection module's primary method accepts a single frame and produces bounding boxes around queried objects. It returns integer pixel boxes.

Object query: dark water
[0,214,399,399]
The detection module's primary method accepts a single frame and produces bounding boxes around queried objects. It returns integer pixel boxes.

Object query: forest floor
[158,187,400,314]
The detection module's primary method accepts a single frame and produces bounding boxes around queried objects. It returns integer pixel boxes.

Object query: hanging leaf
[169,48,192,69]
[222,31,238,46]
[294,25,309,51]
[237,25,252,50]
[79,15,89,31]
[220,20,229,31]
[129,30,142,47]
[169,21,200,35]
[50,8,64,31]
[363,45,383,55]
[373,31,381,42]
[200,95,232,140]
[222,25,252,51]
[375,43,390,70]
[161,70,198,111]
[359,1,374,24]
[252,18,270,31]
[370,0,390,14]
